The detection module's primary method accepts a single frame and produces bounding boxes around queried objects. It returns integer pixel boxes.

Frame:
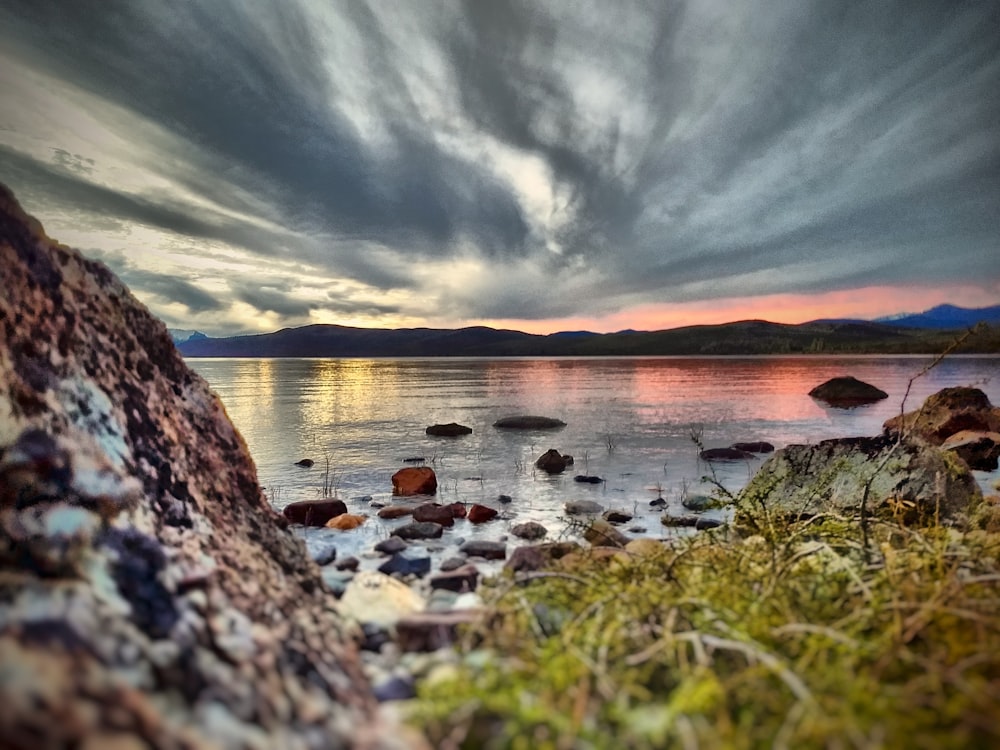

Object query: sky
[0,0,998,336]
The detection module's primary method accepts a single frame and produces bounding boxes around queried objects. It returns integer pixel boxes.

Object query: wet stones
[535,448,570,474]
[565,500,604,516]
[459,540,506,560]
[281,498,347,526]
[466,504,498,524]
[392,521,445,540]
[412,503,456,527]
[391,466,437,496]
[511,521,548,540]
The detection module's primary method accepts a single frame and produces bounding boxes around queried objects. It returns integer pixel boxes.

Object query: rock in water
[0,184,415,748]
[884,387,1000,444]
[809,376,888,406]
[391,466,437,495]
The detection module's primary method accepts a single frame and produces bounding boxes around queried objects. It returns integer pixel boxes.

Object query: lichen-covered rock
[0,183,419,748]
[736,434,982,527]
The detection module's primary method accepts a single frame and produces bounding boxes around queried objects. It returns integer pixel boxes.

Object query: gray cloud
[0,0,997,328]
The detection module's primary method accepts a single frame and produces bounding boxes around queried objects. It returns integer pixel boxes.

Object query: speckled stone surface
[0,184,424,749]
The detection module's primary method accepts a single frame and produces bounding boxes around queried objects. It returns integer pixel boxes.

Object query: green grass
[410,508,1000,748]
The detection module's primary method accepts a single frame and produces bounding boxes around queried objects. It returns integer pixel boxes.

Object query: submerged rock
[809,376,888,406]
[565,500,604,516]
[425,422,473,436]
[699,447,754,461]
[467,503,498,523]
[730,441,775,453]
[0,183,402,747]
[494,415,566,429]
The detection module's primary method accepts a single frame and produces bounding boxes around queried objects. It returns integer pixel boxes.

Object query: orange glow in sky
[478,284,1000,335]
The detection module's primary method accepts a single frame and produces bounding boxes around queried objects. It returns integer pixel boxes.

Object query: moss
[411,514,1000,748]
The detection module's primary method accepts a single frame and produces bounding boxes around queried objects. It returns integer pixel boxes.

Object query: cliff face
[0,184,403,748]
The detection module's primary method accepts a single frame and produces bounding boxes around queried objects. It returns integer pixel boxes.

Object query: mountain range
[172,304,1000,358]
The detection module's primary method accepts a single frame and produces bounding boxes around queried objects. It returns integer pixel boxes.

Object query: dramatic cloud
[0,0,997,334]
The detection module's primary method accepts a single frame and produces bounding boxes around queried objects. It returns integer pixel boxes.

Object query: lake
[189,355,1000,569]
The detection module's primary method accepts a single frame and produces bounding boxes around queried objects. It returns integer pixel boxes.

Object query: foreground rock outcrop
[0,184,414,748]
[737,433,981,527]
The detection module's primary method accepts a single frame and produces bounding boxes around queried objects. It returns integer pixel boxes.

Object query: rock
[402,456,426,464]
[281,498,347,526]
[884,387,1000,444]
[602,509,633,524]
[699,447,754,461]
[392,466,437,495]
[497,494,513,504]
[494,415,566,429]
[565,500,604,516]
[392,521,445,540]
[395,610,482,652]
[374,537,408,555]
[574,475,604,484]
[505,542,582,572]
[445,501,467,518]
[511,521,548,540]
[625,538,667,557]
[731,441,775,453]
[737,434,982,526]
[584,520,630,547]
[378,548,432,578]
[681,494,718,512]
[294,458,315,467]
[459,540,507,560]
[0,184,395,746]
[467,503,498,524]
[661,515,724,529]
[304,537,338,566]
[940,430,1000,471]
[326,513,366,530]
[335,556,360,572]
[426,422,472,437]
[412,502,455,527]
[809,376,888,406]
[563,455,575,465]
[321,567,356,598]
[535,448,569,474]
[429,564,480,593]
[373,675,417,702]
[378,504,415,519]
[649,497,667,508]
[339,571,425,628]
[438,556,468,572]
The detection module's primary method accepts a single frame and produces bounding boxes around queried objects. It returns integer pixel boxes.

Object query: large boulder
[282,497,348,526]
[884,387,1000,444]
[0,185,412,748]
[391,466,437,495]
[809,376,888,406]
[736,434,981,527]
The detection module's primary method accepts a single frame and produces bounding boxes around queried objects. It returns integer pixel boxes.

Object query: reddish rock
[467,503,498,523]
[378,504,415,519]
[282,498,347,526]
[326,513,366,530]
[0,184,402,747]
[445,502,467,518]
[412,502,455,527]
[392,466,437,496]
[885,387,1000,444]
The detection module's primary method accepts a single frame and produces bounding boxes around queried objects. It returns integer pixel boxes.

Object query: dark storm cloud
[88,251,225,313]
[0,0,997,325]
[229,280,315,318]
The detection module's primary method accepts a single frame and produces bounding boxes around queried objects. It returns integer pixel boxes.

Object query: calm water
[190,356,999,569]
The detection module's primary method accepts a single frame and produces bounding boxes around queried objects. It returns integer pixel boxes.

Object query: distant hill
[177,317,1000,358]
[874,304,1000,329]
